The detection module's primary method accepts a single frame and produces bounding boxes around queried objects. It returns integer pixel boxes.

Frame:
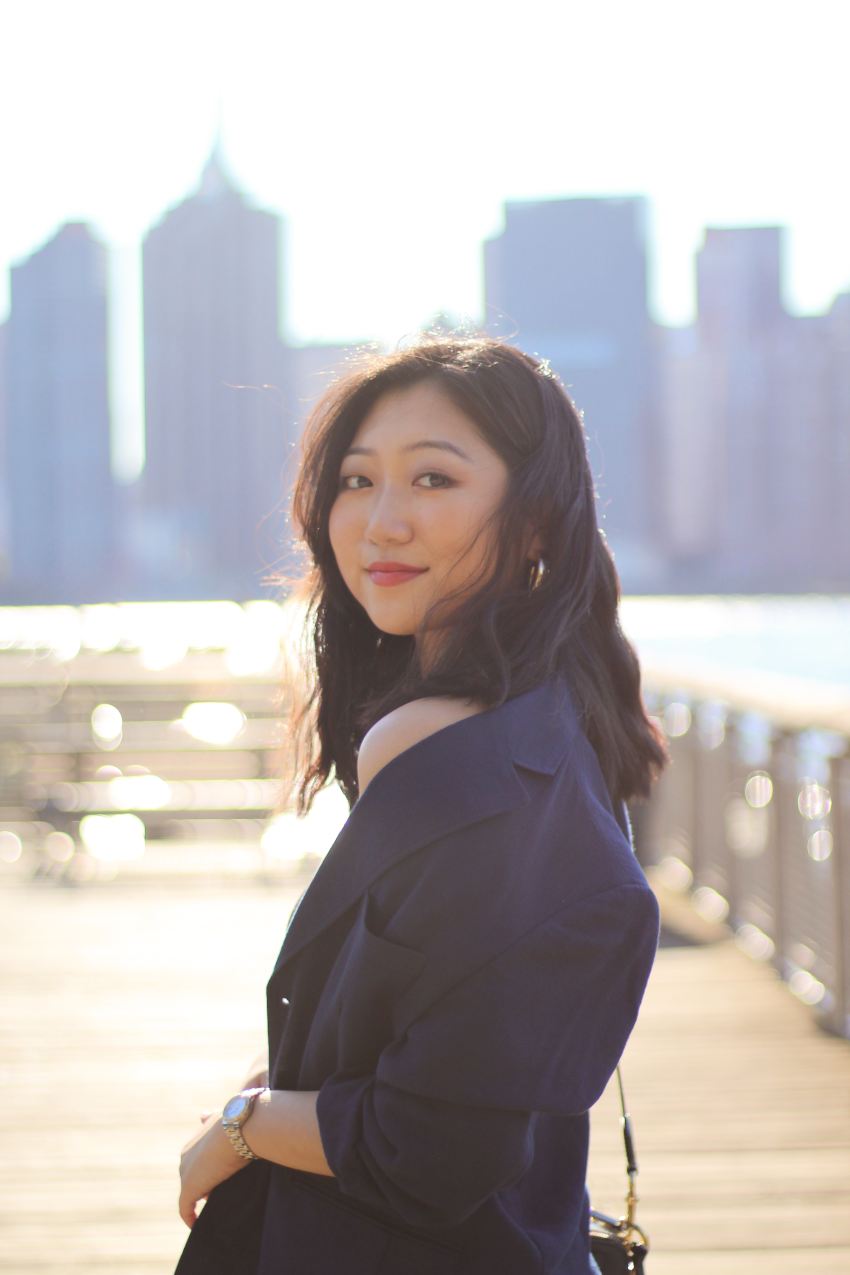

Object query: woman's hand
[178,1110,249,1229]
[179,1087,331,1225]
[239,1048,269,1093]
[240,1065,269,1091]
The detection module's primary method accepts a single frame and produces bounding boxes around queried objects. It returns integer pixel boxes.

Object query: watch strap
[223,1121,259,1161]
[221,1087,266,1161]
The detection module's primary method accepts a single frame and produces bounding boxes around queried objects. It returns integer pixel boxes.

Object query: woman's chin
[373,620,417,638]
[362,607,418,639]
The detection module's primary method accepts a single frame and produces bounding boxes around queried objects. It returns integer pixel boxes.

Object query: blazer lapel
[270,674,578,976]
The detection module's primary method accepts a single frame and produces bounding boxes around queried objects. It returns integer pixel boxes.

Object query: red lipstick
[366,561,428,587]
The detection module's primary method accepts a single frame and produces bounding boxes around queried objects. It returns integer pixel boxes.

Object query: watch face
[223,1095,249,1122]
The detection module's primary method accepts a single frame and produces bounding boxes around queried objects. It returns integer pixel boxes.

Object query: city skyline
[2,175,847,602]
[6,184,850,490]
[2,0,850,478]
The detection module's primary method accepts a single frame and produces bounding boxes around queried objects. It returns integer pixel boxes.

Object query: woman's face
[328,380,511,649]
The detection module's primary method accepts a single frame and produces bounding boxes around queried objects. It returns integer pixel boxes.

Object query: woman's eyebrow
[342,439,474,462]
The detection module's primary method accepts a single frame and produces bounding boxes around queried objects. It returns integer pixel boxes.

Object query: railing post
[638,690,699,885]
[829,748,850,1038]
[692,701,731,896]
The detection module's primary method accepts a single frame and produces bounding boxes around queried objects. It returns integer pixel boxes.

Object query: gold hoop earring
[528,557,547,592]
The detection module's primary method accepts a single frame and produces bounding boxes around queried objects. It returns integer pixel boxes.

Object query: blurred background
[1,1,849,1271]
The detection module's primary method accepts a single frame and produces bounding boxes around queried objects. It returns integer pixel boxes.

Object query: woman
[175,335,667,1274]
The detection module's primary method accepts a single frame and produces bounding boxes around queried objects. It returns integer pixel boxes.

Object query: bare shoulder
[357,696,488,794]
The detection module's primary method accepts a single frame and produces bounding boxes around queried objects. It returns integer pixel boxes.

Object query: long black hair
[280,335,667,814]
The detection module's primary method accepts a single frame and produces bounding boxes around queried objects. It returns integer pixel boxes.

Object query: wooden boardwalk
[2,855,849,1274]
[589,879,850,1274]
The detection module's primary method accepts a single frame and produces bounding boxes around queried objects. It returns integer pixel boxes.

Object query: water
[2,594,848,688]
[620,595,850,689]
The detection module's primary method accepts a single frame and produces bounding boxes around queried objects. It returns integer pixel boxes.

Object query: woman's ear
[526,529,546,562]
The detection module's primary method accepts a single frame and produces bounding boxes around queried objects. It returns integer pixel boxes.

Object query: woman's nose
[365,484,412,542]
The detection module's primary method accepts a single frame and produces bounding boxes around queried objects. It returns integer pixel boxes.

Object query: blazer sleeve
[315,880,659,1228]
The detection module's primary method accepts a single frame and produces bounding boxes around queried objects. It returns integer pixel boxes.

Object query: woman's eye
[416,471,454,489]
[338,472,454,491]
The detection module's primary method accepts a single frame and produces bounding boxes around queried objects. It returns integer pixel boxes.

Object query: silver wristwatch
[221,1087,266,1160]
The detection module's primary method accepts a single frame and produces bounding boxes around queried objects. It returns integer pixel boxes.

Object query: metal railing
[4,606,849,1040]
[0,642,293,876]
[636,664,850,1040]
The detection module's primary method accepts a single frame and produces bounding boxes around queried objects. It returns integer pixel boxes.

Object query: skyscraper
[694,226,791,587]
[697,226,786,346]
[4,223,115,603]
[652,321,719,573]
[484,196,660,587]
[825,293,850,583]
[0,321,8,585]
[140,144,289,599]
[655,228,847,591]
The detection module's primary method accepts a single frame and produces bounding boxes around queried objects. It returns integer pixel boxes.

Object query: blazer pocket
[326,892,427,1071]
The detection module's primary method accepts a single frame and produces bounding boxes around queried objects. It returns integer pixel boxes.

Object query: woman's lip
[367,567,428,587]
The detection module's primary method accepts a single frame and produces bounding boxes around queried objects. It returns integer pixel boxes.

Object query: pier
[2,857,849,1273]
[2,600,849,1271]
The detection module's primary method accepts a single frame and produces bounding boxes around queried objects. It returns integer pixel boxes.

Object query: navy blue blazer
[174,674,659,1275]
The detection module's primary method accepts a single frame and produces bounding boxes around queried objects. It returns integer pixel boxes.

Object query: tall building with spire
[3,223,116,603]
[139,144,289,598]
[484,196,662,589]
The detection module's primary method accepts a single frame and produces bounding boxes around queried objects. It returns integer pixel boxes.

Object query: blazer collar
[271,673,579,975]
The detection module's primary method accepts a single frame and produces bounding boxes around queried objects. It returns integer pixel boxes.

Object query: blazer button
[281,996,290,1006]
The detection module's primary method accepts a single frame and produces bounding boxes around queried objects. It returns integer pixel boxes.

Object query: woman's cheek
[327,506,347,567]
[329,515,359,600]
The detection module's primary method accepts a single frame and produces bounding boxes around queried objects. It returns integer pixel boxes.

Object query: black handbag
[589,1067,649,1274]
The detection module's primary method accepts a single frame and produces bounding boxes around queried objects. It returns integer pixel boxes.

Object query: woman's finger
[178,1195,196,1229]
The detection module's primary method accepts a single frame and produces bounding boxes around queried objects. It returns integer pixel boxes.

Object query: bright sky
[2,0,848,479]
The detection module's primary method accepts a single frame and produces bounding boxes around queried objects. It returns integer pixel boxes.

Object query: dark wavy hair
[280,334,667,815]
